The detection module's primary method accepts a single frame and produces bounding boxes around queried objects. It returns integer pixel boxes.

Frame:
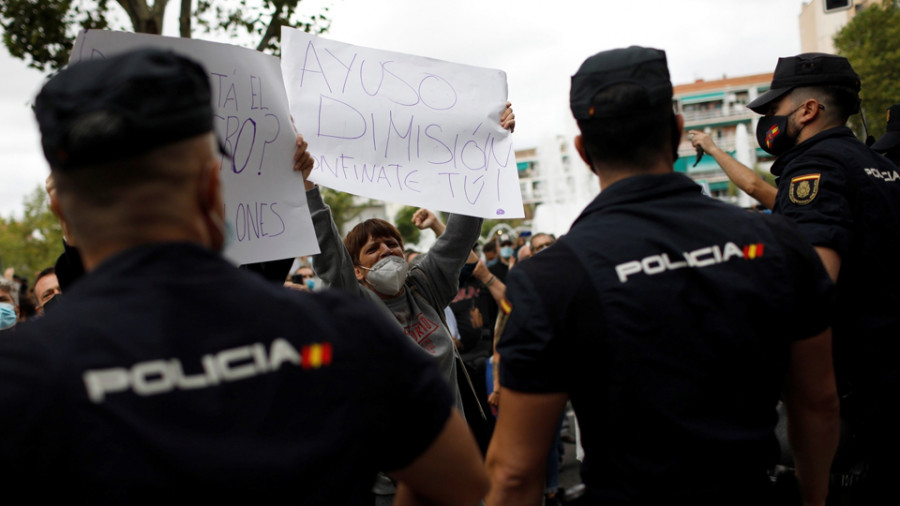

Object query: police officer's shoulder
[507,238,591,303]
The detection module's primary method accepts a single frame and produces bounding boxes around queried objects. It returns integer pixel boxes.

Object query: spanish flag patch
[765,124,781,149]
[743,243,764,259]
[788,173,821,206]
[300,343,333,370]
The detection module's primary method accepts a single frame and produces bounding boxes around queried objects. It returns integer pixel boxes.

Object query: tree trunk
[179,0,192,38]
[116,0,168,34]
[256,2,285,52]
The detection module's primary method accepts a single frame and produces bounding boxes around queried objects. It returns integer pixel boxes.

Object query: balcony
[679,107,754,126]
[677,135,741,157]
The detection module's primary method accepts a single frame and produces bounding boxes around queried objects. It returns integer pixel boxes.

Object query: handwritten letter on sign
[280,28,524,219]
[70,30,319,264]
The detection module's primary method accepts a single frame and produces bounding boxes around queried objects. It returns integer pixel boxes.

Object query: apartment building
[799,0,877,54]
[673,73,776,208]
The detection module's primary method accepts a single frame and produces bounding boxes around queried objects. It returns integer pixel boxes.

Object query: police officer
[0,48,488,504]
[870,103,900,164]
[747,53,900,502]
[484,46,840,506]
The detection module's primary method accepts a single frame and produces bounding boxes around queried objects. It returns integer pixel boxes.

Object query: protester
[483,237,510,282]
[32,267,61,315]
[747,52,900,503]
[296,103,514,504]
[529,232,556,255]
[0,48,489,504]
[515,244,531,262]
[498,234,516,268]
[0,277,18,332]
[485,46,840,506]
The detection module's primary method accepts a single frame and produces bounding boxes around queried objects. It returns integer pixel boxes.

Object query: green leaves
[393,205,421,247]
[0,185,64,281]
[834,0,900,140]
[0,0,331,71]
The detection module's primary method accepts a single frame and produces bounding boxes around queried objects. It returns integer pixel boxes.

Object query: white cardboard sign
[70,30,319,265]
[280,27,524,219]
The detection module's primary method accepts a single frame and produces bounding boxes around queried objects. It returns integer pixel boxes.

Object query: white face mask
[360,255,409,296]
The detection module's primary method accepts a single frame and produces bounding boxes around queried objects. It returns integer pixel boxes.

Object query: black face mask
[756,105,805,156]
[458,262,477,284]
[41,294,61,314]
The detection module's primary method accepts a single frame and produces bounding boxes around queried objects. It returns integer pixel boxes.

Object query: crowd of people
[0,41,898,506]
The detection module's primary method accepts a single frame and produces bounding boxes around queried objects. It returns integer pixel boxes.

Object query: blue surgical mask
[500,246,514,259]
[0,303,16,331]
[305,279,316,291]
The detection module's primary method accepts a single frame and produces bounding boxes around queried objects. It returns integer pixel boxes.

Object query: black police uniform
[770,125,900,489]
[0,243,453,504]
[497,172,834,505]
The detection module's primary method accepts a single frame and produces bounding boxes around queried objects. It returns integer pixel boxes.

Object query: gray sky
[0,0,803,218]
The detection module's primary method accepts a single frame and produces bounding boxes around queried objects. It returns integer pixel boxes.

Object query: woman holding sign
[293,104,514,504]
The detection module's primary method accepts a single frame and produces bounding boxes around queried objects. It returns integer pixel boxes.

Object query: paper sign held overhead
[70,30,319,265]
[280,27,524,219]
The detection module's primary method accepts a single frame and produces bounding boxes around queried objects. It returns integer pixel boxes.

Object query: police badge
[788,174,821,205]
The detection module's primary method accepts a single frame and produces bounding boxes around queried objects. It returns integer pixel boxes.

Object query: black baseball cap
[871,104,900,153]
[35,48,215,170]
[570,46,672,120]
[747,53,861,114]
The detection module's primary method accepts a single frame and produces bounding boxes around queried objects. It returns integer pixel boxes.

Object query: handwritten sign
[280,28,524,219]
[70,30,319,264]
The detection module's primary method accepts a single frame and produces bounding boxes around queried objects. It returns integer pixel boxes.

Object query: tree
[0,184,64,282]
[393,206,421,247]
[834,0,900,141]
[0,0,330,72]
[319,188,376,237]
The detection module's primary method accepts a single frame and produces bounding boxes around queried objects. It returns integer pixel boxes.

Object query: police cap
[34,48,214,170]
[747,53,861,114]
[570,46,672,120]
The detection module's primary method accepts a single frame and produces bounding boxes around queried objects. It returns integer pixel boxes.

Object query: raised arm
[413,209,483,308]
[689,130,777,209]
[292,134,363,293]
[415,208,505,306]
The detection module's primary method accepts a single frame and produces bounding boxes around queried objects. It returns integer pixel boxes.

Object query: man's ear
[799,99,822,125]
[574,135,595,174]
[198,158,222,212]
[198,158,226,250]
[672,113,685,162]
[49,190,76,247]
[354,265,366,282]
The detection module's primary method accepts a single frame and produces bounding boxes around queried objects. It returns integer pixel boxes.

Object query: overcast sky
[0,0,803,218]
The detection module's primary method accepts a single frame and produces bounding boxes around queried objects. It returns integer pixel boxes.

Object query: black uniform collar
[571,172,701,229]
[770,126,856,177]
[88,242,224,280]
